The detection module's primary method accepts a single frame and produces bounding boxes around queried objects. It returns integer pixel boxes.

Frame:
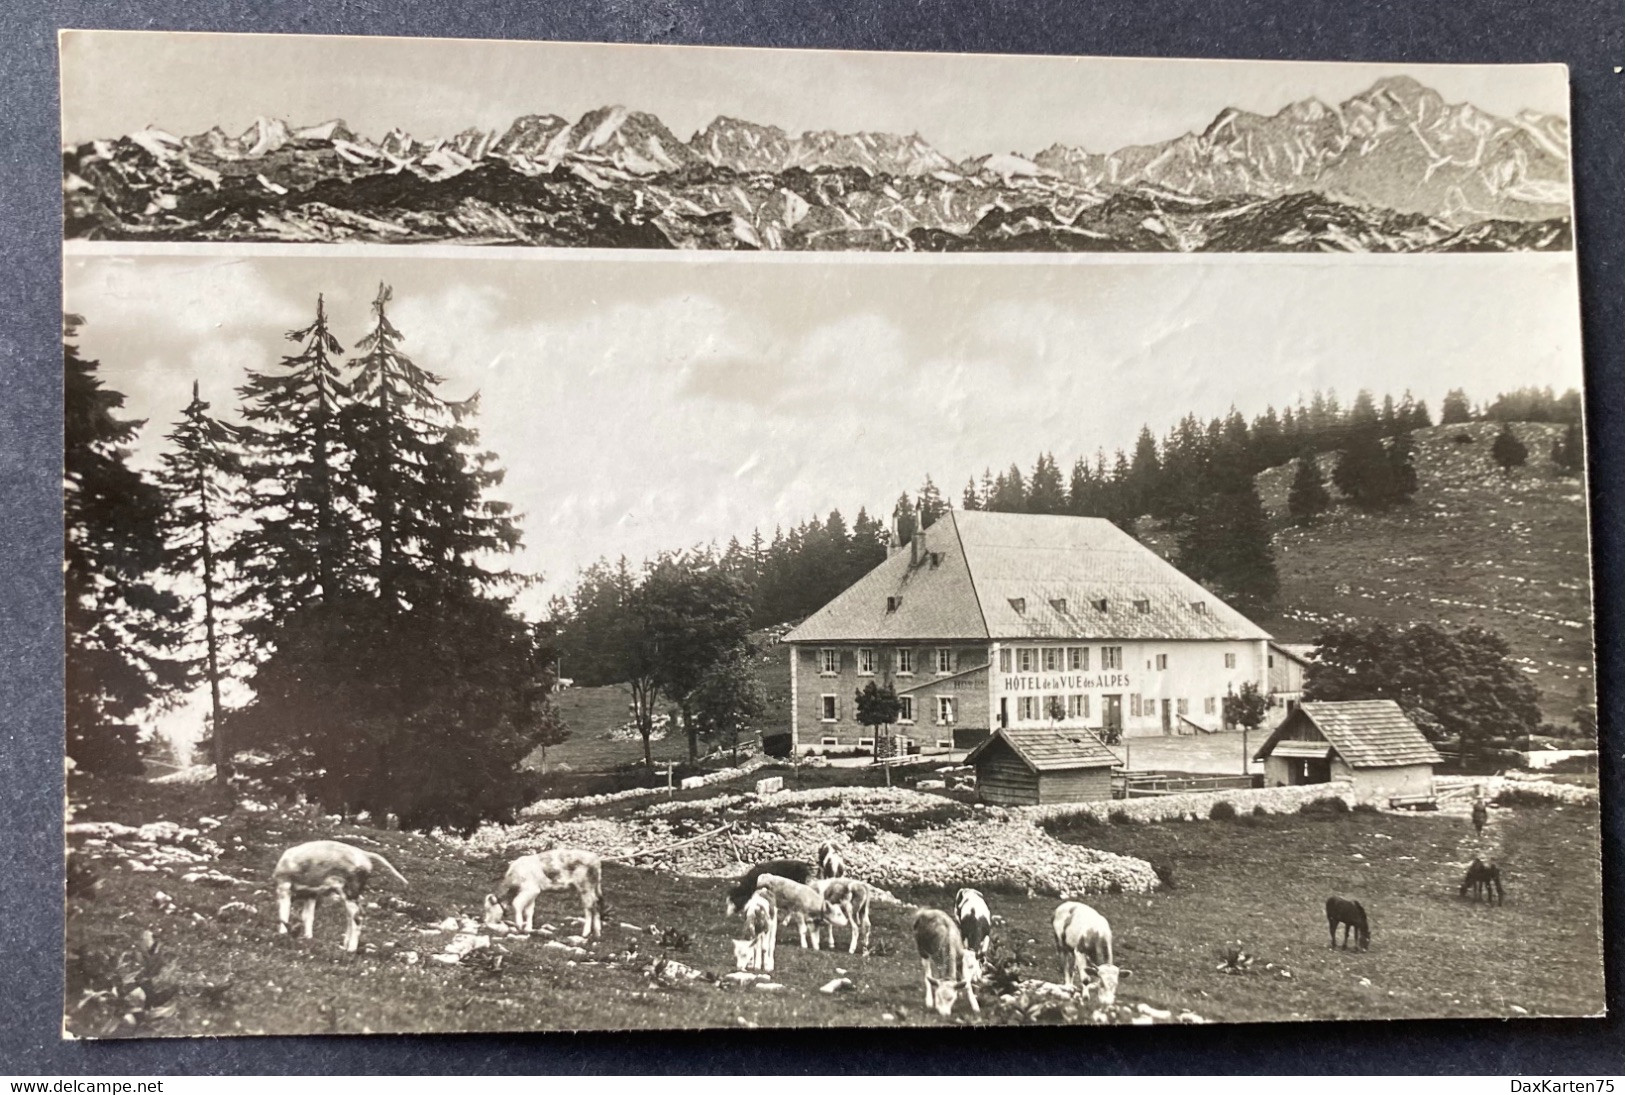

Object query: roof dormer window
[886,596,901,613]
[1050,598,1068,614]
[1009,597,1026,614]
[1134,599,1151,614]
[1093,598,1109,612]
[1191,601,1208,615]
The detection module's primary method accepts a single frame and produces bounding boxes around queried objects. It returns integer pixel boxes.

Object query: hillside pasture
[64,774,1601,1036]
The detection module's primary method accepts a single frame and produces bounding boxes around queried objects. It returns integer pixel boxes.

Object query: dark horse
[1460,857,1505,905]
[1326,896,1371,951]
[1472,800,1489,836]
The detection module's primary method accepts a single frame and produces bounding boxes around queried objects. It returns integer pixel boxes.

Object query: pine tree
[1333,429,1404,511]
[1440,388,1472,425]
[231,294,361,642]
[64,316,187,775]
[346,283,522,606]
[1126,426,1161,518]
[1287,452,1331,525]
[961,478,981,511]
[1491,422,1528,475]
[1027,452,1066,514]
[156,381,244,782]
[916,476,947,528]
[1174,480,1279,614]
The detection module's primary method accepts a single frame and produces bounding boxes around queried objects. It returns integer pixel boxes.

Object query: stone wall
[1019,779,1371,826]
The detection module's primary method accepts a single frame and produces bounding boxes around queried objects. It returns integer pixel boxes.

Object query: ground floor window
[937,696,956,725]
[899,696,915,723]
[1177,698,1189,716]
[1204,696,1217,715]
[1068,694,1090,718]
[1017,695,1040,721]
[820,694,837,722]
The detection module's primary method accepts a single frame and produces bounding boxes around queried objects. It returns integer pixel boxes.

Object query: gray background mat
[6,0,1621,1074]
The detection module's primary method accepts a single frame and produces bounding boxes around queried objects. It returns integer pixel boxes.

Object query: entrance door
[1161,698,1172,735]
[1102,694,1122,738]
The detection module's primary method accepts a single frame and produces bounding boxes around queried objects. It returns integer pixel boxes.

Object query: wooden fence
[1113,772,1259,798]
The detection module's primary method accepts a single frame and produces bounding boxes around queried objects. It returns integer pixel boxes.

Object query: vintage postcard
[62,31,1598,1037]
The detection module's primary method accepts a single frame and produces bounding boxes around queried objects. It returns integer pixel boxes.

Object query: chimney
[888,510,903,558]
[911,500,926,566]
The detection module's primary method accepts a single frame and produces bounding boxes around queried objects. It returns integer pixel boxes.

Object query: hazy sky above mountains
[65,251,1583,613]
[61,31,1569,157]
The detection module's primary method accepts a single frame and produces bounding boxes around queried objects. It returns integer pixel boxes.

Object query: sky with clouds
[61,31,1569,158]
[65,250,1584,616]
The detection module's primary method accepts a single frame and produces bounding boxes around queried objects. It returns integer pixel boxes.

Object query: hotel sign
[1001,673,1132,693]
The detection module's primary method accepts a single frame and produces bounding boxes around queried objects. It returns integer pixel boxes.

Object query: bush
[1252,804,1268,817]
[1494,786,1560,808]
[1352,802,1381,814]
[1109,809,1134,825]
[1299,796,1350,816]
[1152,860,1177,891]
[1209,800,1238,821]
[761,732,793,759]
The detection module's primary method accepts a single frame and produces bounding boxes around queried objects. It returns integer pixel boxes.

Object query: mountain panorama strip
[63,76,1571,252]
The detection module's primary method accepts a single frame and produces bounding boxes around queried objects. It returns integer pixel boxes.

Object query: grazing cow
[913,908,979,1017]
[1052,901,1120,1007]
[484,849,603,939]
[273,840,409,954]
[732,889,778,972]
[1460,857,1505,905]
[754,873,849,949]
[816,841,846,880]
[954,888,993,980]
[1326,895,1371,951]
[811,877,872,954]
[725,858,815,915]
[1471,799,1489,836]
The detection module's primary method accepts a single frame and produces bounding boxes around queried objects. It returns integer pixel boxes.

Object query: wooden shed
[1253,699,1442,800]
[966,727,1121,806]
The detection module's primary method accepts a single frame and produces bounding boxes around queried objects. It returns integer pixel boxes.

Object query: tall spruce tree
[64,316,187,775]
[1287,452,1332,525]
[1174,479,1279,614]
[346,283,521,606]
[1491,422,1529,475]
[231,293,360,641]
[1552,421,1584,476]
[156,381,244,782]
[1440,388,1472,425]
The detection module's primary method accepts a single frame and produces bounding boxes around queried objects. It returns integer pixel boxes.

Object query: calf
[732,889,778,972]
[1471,799,1489,836]
[811,877,872,954]
[273,839,409,954]
[484,848,603,939]
[1052,901,1120,1007]
[754,873,849,949]
[1460,857,1505,905]
[913,908,979,1017]
[1326,895,1371,951]
[725,858,815,916]
[954,887,993,980]
[816,841,845,880]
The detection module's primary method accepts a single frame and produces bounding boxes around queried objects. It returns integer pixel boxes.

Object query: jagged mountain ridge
[63,75,1571,250]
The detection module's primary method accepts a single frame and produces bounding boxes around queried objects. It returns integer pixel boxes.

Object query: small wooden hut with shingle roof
[965,726,1122,806]
[1253,699,1442,798]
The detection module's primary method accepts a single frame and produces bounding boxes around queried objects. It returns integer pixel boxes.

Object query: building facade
[785,510,1273,754]
[1254,700,1441,799]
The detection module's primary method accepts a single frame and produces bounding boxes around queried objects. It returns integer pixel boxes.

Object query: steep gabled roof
[966,727,1122,771]
[784,510,1270,645]
[957,511,1269,641]
[1254,700,1443,768]
[783,512,986,642]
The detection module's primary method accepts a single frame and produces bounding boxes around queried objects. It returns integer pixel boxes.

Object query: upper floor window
[936,648,953,674]
[897,648,913,675]
[819,694,837,721]
[820,649,839,676]
[1018,647,1036,673]
[999,648,1012,673]
[1043,647,1061,672]
[858,648,875,675]
[937,696,956,725]
[1068,646,1088,671]
[1155,653,1168,671]
[1101,646,1124,670]
[898,696,916,723]
[1224,653,1238,669]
